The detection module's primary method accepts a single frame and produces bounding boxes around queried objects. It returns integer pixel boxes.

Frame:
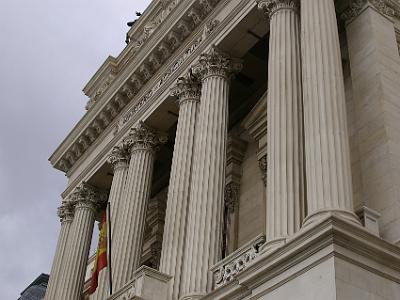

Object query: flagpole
[107,202,113,296]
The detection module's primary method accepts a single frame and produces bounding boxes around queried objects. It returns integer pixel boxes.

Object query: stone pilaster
[300,0,359,225]
[91,146,130,300]
[44,201,74,300]
[223,135,247,256]
[58,183,107,300]
[112,122,167,291]
[180,46,242,299]
[343,1,400,243]
[159,74,201,300]
[257,0,305,248]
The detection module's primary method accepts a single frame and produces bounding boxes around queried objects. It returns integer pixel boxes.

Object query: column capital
[57,201,75,223]
[123,121,168,153]
[70,182,108,212]
[107,145,130,171]
[224,182,240,213]
[171,73,201,106]
[257,0,299,18]
[341,0,398,23]
[191,45,242,80]
[258,155,267,186]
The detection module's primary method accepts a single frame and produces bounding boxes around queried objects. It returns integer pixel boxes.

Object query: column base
[303,209,361,228]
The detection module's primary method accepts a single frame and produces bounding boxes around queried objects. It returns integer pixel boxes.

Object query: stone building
[45,0,400,299]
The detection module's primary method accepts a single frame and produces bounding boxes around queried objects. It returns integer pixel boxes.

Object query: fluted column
[159,74,201,300]
[92,146,130,300]
[301,0,359,225]
[257,0,304,248]
[58,183,107,300]
[44,201,74,300]
[180,46,242,299]
[112,122,167,291]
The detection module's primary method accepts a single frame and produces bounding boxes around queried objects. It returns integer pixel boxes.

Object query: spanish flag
[89,210,108,294]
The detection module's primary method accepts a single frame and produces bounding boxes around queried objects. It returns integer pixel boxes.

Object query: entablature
[50,0,223,174]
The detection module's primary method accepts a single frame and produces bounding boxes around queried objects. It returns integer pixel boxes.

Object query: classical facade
[45,0,400,299]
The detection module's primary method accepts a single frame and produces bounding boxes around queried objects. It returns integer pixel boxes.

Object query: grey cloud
[0,0,151,298]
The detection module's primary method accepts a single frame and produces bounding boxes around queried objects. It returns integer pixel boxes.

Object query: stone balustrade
[210,235,266,290]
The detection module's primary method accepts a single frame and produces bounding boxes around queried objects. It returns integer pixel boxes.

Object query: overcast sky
[0,0,151,298]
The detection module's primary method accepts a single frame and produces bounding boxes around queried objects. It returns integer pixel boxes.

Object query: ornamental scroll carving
[212,235,266,289]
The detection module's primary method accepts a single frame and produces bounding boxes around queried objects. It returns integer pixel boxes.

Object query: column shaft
[112,123,166,291]
[92,147,129,300]
[159,76,200,300]
[301,0,357,224]
[181,47,242,298]
[258,0,304,247]
[58,202,96,300]
[44,203,73,300]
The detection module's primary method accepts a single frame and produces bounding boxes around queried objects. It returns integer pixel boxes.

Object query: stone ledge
[203,215,400,299]
[107,266,172,300]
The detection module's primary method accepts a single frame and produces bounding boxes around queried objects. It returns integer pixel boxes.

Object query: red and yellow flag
[89,210,108,295]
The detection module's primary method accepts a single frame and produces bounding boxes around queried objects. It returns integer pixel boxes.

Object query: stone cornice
[58,0,257,200]
[341,0,400,23]
[49,0,221,174]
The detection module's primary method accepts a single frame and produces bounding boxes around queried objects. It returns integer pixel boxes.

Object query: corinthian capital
[225,182,240,213]
[107,145,129,170]
[191,45,243,80]
[71,182,108,212]
[171,72,201,105]
[57,201,75,223]
[257,0,299,18]
[123,121,168,153]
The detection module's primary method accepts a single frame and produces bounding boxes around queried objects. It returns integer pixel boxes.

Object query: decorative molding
[123,121,168,152]
[256,0,299,18]
[51,0,222,174]
[191,45,243,80]
[170,72,202,105]
[119,20,219,131]
[211,235,266,289]
[341,0,400,23]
